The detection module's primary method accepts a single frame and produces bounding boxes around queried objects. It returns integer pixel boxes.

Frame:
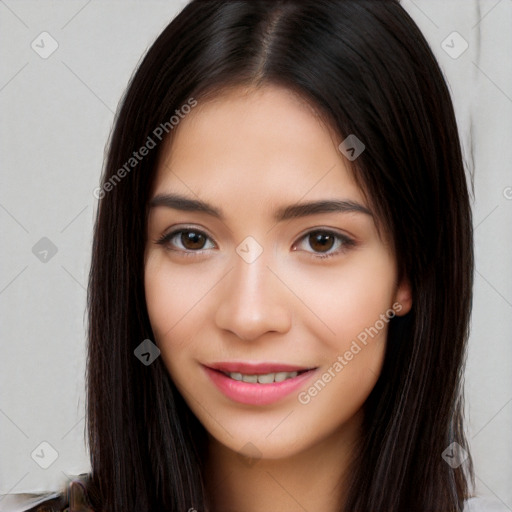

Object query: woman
[21,0,506,510]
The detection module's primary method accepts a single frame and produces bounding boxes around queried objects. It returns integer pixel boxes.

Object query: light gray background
[1,0,511,509]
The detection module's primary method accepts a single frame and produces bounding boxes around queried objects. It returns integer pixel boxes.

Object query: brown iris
[180,230,207,250]
[307,231,335,253]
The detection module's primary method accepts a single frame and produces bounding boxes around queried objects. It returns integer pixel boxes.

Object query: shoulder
[464,496,510,512]
[14,474,95,512]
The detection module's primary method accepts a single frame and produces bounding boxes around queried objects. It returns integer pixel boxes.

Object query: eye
[155,227,355,260]
[292,229,356,260]
[155,228,215,255]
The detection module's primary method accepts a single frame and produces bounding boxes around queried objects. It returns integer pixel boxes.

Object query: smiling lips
[203,362,318,405]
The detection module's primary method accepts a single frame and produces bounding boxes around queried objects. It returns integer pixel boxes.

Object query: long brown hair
[84,1,474,510]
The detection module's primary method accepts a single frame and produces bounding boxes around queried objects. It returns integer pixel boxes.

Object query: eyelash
[154,227,356,260]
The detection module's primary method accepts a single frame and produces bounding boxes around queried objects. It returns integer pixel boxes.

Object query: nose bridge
[214,239,291,340]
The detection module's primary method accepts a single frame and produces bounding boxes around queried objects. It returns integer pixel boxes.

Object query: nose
[214,250,292,341]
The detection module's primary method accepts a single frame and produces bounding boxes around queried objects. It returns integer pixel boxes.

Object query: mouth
[203,362,318,405]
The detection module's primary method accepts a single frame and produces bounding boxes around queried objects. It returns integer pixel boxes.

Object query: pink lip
[203,363,318,406]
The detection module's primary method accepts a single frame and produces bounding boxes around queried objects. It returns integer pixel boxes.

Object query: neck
[204,410,362,512]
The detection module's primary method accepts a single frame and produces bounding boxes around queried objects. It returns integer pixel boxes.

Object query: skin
[144,84,412,512]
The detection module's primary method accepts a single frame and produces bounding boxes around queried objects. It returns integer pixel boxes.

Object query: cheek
[293,254,395,422]
[144,254,212,367]
[286,248,397,351]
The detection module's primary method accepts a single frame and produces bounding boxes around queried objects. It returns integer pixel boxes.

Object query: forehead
[151,84,365,207]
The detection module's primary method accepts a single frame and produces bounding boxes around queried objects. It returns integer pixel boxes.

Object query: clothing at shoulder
[18,475,94,512]
[14,489,509,512]
[464,496,510,512]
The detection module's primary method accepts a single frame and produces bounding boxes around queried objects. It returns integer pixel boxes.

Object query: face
[144,84,412,460]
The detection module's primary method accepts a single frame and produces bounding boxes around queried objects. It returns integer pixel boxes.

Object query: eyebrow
[149,193,373,221]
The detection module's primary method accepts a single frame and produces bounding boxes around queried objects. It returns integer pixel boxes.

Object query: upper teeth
[225,371,299,383]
